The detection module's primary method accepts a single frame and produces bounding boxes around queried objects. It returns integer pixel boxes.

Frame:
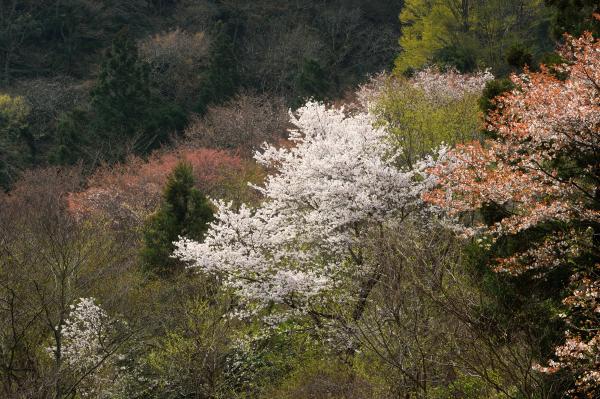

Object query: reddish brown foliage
[425,29,600,397]
[68,148,265,229]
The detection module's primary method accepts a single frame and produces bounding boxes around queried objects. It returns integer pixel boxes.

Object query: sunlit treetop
[175,102,447,318]
[424,28,600,397]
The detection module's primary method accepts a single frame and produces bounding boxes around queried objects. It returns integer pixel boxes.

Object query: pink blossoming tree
[425,29,600,398]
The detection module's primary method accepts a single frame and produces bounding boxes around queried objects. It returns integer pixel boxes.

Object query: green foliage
[506,43,535,71]
[372,77,482,165]
[395,0,554,75]
[267,356,369,399]
[545,0,600,38]
[0,94,30,141]
[90,29,187,160]
[464,233,568,360]
[430,372,508,399]
[134,101,188,155]
[91,29,152,135]
[225,331,299,396]
[146,293,233,398]
[538,51,569,80]
[478,78,515,114]
[49,110,90,166]
[141,161,213,277]
[195,23,240,115]
[0,1,41,84]
[223,323,353,399]
[42,0,145,75]
[293,58,330,105]
[433,42,479,73]
[395,0,454,74]
[0,94,31,188]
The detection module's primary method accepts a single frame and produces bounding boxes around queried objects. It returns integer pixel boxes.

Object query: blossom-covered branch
[425,29,600,397]
[175,102,445,321]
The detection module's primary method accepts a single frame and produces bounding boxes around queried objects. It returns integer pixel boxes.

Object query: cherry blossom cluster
[425,31,600,238]
[356,67,493,110]
[355,71,388,110]
[175,101,446,319]
[425,29,600,396]
[535,271,600,397]
[53,298,122,398]
[494,229,586,276]
[411,66,493,103]
[60,298,111,371]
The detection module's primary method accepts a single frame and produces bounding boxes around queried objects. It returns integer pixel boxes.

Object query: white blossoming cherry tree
[175,102,445,331]
[49,297,130,398]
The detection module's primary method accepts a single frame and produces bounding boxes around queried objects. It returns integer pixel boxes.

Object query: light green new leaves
[369,76,483,166]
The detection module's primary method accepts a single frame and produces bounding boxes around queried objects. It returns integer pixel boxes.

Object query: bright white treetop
[174,102,445,317]
[49,298,123,398]
[60,297,111,371]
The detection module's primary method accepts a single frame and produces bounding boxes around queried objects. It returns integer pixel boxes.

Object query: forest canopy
[0,1,599,398]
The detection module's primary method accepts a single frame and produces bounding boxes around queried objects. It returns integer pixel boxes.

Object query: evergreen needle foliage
[91,28,152,135]
[141,161,213,277]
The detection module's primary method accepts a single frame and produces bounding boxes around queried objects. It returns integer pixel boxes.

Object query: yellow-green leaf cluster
[0,94,30,136]
[370,76,483,166]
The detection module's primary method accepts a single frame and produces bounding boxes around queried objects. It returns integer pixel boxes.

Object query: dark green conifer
[195,22,240,115]
[545,0,599,38]
[478,79,515,114]
[141,161,214,277]
[294,58,329,105]
[91,28,187,158]
[91,28,152,135]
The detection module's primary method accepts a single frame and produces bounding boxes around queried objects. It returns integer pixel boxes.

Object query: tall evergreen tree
[293,58,330,105]
[91,28,152,136]
[141,161,214,277]
[90,28,186,159]
[195,22,239,115]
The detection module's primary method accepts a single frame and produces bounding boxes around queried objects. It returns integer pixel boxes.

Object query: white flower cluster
[355,72,388,110]
[52,297,121,398]
[355,67,494,112]
[60,297,111,371]
[411,66,494,102]
[174,102,446,318]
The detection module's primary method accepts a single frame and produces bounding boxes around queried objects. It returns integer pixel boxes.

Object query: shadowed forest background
[0,1,599,398]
